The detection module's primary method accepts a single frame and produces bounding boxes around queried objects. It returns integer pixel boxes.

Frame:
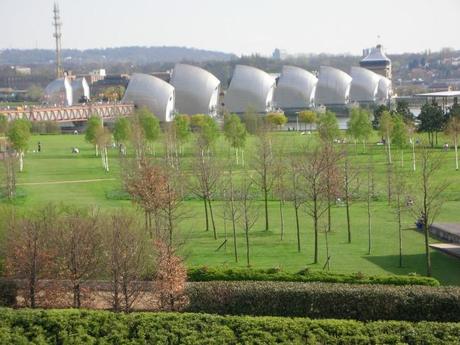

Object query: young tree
[104,211,147,312]
[410,147,449,277]
[7,118,31,172]
[174,114,191,154]
[113,117,131,154]
[317,110,340,143]
[4,205,57,308]
[347,107,372,152]
[379,111,394,164]
[252,129,274,231]
[242,106,259,134]
[393,166,406,268]
[395,100,415,124]
[192,114,220,154]
[236,175,259,267]
[191,143,221,239]
[408,123,417,171]
[55,208,103,308]
[266,112,288,130]
[153,239,188,311]
[85,115,102,156]
[342,149,359,243]
[298,110,317,131]
[273,142,287,240]
[418,102,445,147]
[372,104,389,130]
[301,146,329,264]
[290,159,304,252]
[137,108,161,154]
[322,144,342,233]
[2,140,16,199]
[223,114,247,165]
[222,166,240,262]
[366,147,375,255]
[445,116,460,170]
[95,126,112,172]
[391,115,408,167]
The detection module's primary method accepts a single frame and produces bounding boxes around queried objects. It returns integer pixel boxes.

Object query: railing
[0,103,135,122]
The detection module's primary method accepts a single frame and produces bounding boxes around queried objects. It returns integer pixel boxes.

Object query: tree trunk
[387,136,392,164]
[245,227,250,267]
[73,283,81,308]
[208,198,217,240]
[313,199,318,264]
[397,195,403,268]
[279,200,284,240]
[203,197,209,232]
[412,139,416,171]
[19,151,24,172]
[295,205,301,252]
[264,186,269,231]
[455,137,458,171]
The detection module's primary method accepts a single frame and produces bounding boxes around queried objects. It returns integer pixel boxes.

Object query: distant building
[272,48,287,60]
[360,44,392,79]
[14,66,31,75]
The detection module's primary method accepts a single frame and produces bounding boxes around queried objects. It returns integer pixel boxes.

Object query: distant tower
[360,44,392,80]
[52,3,63,78]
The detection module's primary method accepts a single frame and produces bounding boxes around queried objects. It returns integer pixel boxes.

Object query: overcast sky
[1,0,459,56]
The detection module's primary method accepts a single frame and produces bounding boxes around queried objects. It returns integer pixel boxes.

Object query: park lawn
[2,132,460,286]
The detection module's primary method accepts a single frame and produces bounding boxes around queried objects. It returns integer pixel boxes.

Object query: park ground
[2,132,460,285]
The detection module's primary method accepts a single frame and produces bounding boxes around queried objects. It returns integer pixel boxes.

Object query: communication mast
[53,3,63,78]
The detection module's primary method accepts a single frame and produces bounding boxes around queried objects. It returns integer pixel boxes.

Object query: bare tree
[55,208,103,308]
[2,143,16,199]
[153,239,188,311]
[393,166,406,268]
[252,128,274,232]
[4,205,58,308]
[290,159,304,252]
[410,147,449,277]
[221,165,240,262]
[366,147,376,255]
[190,142,221,239]
[322,144,342,233]
[236,175,259,267]
[300,146,329,264]
[95,126,112,172]
[273,143,287,240]
[343,149,359,243]
[104,211,147,312]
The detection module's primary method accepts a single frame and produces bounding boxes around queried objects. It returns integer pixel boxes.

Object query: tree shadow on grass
[363,252,460,286]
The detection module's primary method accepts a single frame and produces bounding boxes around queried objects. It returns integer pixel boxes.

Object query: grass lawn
[2,131,460,285]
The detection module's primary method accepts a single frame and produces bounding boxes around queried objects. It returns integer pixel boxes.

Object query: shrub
[187,266,440,286]
[185,281,460,321]
[0,308,459,344]
[0,280,17,307]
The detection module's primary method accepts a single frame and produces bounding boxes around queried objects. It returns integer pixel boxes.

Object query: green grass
[2,131,460,285]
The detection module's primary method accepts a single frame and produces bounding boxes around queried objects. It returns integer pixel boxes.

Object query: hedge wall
[187,266,440,286]
[186,281,460,322]
[0,309,459,345]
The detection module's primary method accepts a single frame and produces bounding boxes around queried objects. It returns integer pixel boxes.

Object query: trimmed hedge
[186,281,460,322]
[187,266,441,286]
[0,308,459,344]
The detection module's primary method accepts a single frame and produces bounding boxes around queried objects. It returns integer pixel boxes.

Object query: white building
[224,65,276,113]
[274,65,317,109]
[44,77,73,106]
[349,67,381,103]
[122,73,175,122]
[71,77,90,103]
[170,64,220,116]
[315,66,352,106]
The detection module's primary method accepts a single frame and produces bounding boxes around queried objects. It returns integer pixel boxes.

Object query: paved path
[17,178,116,186]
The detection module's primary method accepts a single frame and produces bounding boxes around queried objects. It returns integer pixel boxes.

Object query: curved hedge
[0,309,459,345]
[187,267,440,286]
[186,281,460,322]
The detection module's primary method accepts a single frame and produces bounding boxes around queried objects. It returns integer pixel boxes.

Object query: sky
[1,0,459,56]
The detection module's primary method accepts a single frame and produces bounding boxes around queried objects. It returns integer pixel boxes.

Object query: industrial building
[223,65,276,113]
[273,65,317,111]
[122,73,175,122]
[43,77,73,106]
[315,66,353,106]
[170,64,220,116]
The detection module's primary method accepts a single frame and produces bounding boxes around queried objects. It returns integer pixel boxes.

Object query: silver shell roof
[122,73,175,122]
[224,65,276,113]
[377,77,392,101]
[361,45,391,63]
[44,77,73,106]
[349,67,381,102]
[315,66,352,105]
[170,64,220,116]
[71,77,90,102]
[274,65,318,109]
